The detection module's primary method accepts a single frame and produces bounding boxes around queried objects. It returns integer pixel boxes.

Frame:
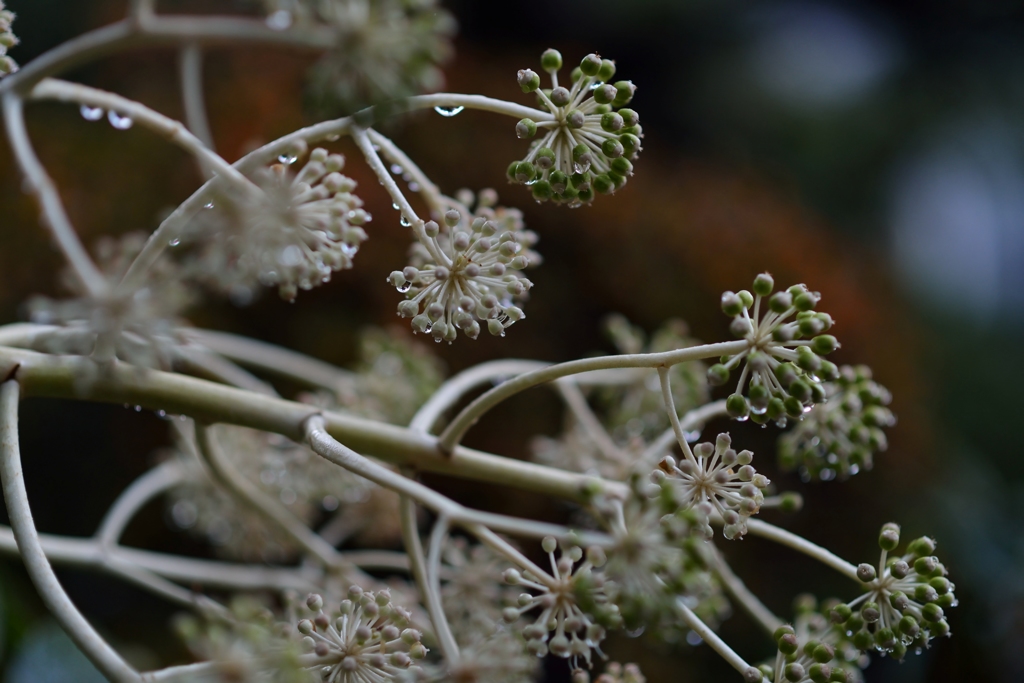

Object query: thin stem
[365,128,445,218]
[193,422,344,569]
[703,543,782,635]
[174,345,280,396]
[676,599,764,682]
[399,496,442,645]
[104,557,229,620]
[439,341,747,454]
[141,662,218,682]
[178,43,215,152]
[351,127,448,266]
[658,367,696,462]
[426,514,460,661]
[642,399,728,464]
[555,378,624,465]
[1,94,106,296]
[745,519,860,582]
[96,460,185,548]
[410,359,548,433]
[0,523,408,589]
[0,380,140,682]
[183,328,355,392]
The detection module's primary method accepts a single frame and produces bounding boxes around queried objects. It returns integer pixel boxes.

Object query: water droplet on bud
[433,105,465,117]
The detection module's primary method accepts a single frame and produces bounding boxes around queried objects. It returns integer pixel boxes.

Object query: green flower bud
[531,180,552,201]
[612,80,636,106]
[541,48,563,72]
[879,522,901,551]
[516,118,537,139]
[514,161,536,183]
[580,53,602,76]
[708,364,730,386]
[597,59,616,81]
[610,157,633,176]
[811,335,838,355]
[601,112,625,132]
[517,69,540,93]
[593,174,614,194]
[726,393,749,418]
[753,272,774,296]
[601,138,624,158]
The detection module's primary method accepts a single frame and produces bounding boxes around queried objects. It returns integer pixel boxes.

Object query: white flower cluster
[502,537,621,666]
[298,588,425,682]
[28,232,191,369]
[0,1,17,76]
[271,0,455,113]
[708,273,839,426]
[390,207,534,342]
[652,433,770,540]
[510,49,641,205]
[189,144,370,302]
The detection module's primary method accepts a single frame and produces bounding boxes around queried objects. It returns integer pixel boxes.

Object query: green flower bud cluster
[502,537,620,665]
[778,365,895,482]
[298,586,425,679]
[391,207,534,342]
[651,433,770,540]
[0,2,18,76]
[763,595,866,683]
[298,0,456,113]
[187,143,371,302]
[708,273,839,426]
[831,524,955,660]
[509,49,641,206]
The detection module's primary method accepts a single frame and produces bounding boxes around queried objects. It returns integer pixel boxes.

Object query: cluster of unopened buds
[509,49,641,206]
[778,365,896,481]
[390,208,533,341]
[652,433,770,540]
[708,273,839,426]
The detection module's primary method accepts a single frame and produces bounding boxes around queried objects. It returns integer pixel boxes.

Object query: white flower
[298,587,425,682]
[501,537,620,666]
[390,211,533,342]
[652,433,769,540]
[0,2,18,76]
[510,50,642,205]
[189,144,370,302]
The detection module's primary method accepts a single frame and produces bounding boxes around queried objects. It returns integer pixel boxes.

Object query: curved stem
[104,557,229,619]
[183,328,355,392]
[96,460,185,548]
[410,359,548,433]
[702,543,782,635]
[365,128,445,218]
[745,519,860,583]
[178,43,214,152]
[174,345,280,396]
[641,399,728,464]
[658,367,696,462]
[426,514,460,661]
[193,422,344,569]
[438,341,747,453]
[676,598,764,682]
[0,380,140,682]
[554,378,623,464]
[1,94,106,296]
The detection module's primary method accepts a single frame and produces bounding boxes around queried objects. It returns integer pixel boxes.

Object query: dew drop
[80,105,104,121]
[399,215,411,227]
[108,110,134,130]
[277,153,298,164]
[434,105,465,117]
[392,203,400,210]
[326,134,341,142]
[134,405,142,412]
[265,9,292,30]
[204,202,215,209]
[397,282,412,293]
[390,164,403,175]
[408,182,421,192]
[685,630,703,646]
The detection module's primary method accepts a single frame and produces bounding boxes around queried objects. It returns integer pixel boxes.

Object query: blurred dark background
[1,0,1023,681]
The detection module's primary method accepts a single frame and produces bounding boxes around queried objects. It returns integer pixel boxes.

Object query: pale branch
[1,94,107,296]
[702,543,783,635]
[96,460,185,548]
[366,128,446,219]
[439,340,748,453]
[745,519,861,583]
[658,366,697,462]
[192,422,345,570]
[641,399,729,464]
[676,599,765,683]
[178,42,215,152]
[0,380,141,682]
